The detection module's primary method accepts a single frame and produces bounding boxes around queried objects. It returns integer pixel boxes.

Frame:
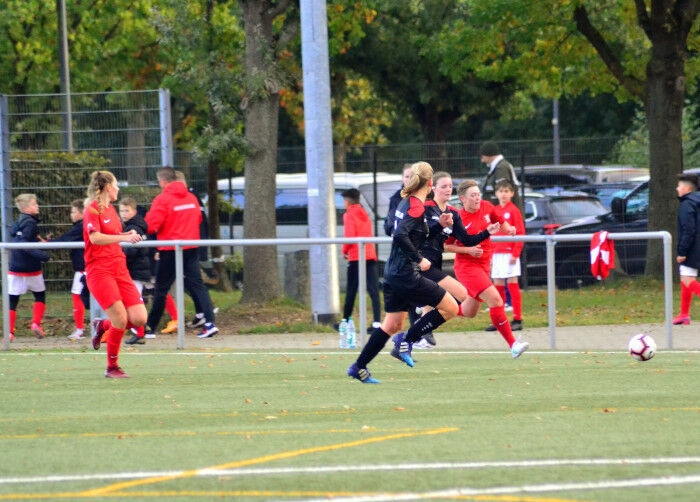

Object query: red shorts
[454,261,492,300]
[86,267,143,311]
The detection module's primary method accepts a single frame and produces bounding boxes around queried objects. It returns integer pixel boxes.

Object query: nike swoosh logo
[464,223,472,230]
[104,219,111,223]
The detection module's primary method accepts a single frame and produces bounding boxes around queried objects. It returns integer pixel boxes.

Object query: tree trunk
[239,0,287,303]
[643,2,689,277]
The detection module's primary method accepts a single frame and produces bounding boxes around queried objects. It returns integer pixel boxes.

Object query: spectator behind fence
[487,180,525,332]
[51,199,90,340]
[479,141,521,210]
[7,194,51,341]
[144,167,218,339]
[673,173,700,325]
[118,196,154,345]
[339,188,382,333]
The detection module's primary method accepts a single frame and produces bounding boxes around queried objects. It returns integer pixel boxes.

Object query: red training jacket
[145,181,202,250]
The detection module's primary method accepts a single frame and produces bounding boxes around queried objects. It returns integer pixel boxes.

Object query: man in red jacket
[340,188,381,332]
[144,167,218,338]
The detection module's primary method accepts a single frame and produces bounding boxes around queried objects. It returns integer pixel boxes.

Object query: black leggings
[343,260,381,323]
[9,291,45,310]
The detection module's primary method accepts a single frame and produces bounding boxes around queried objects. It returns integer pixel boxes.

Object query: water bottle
[346,317,357,349]
[338,319,348,349]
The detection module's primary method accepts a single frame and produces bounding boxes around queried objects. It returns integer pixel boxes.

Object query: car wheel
[556,253,597,289]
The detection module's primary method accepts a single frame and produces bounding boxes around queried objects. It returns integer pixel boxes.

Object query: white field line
[301,474,700,502]
[1,457,699,486]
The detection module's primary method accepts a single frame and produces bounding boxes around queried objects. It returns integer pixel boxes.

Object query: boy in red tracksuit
[340,188,381,330]
[489,180,525,331]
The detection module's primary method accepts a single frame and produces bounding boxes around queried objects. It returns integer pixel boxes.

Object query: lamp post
[57,0,73,152]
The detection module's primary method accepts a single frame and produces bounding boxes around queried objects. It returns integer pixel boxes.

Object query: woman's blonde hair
[86,171,116,212]
[401,161,434,198]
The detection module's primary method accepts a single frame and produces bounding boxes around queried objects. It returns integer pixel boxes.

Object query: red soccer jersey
[491,201,525,257]
[450,200,504,274]
[83,200,127,272]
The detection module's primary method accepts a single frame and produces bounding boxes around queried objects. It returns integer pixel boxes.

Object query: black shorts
[422,266,449,284]
[383,273,446,313]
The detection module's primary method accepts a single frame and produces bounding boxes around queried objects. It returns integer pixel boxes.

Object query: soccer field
[0,349,698,501]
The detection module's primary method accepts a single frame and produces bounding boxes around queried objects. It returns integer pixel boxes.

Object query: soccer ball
[628,334,657,361]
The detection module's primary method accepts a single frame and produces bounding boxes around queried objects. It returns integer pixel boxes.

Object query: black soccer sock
[405,309,446,344]
[356,328,390,368]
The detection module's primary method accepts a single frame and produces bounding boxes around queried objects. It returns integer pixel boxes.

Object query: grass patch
[0,349,698,500]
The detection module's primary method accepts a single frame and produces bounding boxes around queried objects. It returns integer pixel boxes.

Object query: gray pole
[552,99,560,165]
[300,0,340,324]
[57,0,73,152]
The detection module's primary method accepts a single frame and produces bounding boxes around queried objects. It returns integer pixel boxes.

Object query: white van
[217,172,402,286]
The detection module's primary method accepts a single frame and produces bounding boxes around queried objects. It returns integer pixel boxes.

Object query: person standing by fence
[84,171,147,378]
[144,167,218,339]
[51,199,89,340]
[7,194,51,341]
[673,173,700,325]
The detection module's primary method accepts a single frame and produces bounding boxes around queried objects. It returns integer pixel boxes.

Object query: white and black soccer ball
[628,334,657,361]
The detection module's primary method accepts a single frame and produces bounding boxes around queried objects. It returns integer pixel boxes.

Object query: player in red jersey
[84,171,147,378]
[445,179,529,358]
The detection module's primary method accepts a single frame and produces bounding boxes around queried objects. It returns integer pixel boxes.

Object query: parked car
[520,192,610,285]
[577,181,641,209]
[216,172,403,287]
[546,180,650,288]
[517,164,649,192]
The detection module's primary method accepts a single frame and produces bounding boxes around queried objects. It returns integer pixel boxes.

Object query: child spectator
[118,196,152,345]
[52,199,90,339]
[7,194,51,340]
[487,180,525,331]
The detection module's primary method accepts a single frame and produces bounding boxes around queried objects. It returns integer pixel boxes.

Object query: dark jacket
[9,213,50,273]
[677,191,700,269]
[383,187,403,237]
[482,158,522,209]
[383,196,428,283]
[122,214,152,282]
[422,201,490,269]
[52,220,85,272]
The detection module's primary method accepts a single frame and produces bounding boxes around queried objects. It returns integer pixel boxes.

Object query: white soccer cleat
[511,340,530,359]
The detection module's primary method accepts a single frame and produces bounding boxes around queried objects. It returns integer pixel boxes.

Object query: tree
[238,0,297,303]
[337,0,519,168]
[452,0,698,276]
[154,0,247,290]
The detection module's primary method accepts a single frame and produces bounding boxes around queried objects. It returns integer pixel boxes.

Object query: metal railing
[1,231,673,350]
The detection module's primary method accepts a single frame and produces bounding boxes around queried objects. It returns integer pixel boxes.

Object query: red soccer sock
[457,302,464,317]
[106,326,126,369]
[495,285,507,303]
[489,305,516,347]
[9,310,16,333]
[100,319,113,342]
[688,280,700,297]
[680,283,692,317]
[507,282,523,321]
[72,294,85,329]
[32,301,46,326]
[165,294,178,321]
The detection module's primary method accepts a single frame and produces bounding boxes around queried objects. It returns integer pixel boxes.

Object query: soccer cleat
[510,320,523,331]
[160,320,179,334]
[484,324,497,332]
[188,314,206,328]
[197,322,219,338]
[390,332,414,367]
[672,314,690,325]
[412,338,431,350]
[422,332,437,346]
[9,332,15,342]
[31,323,44,339]
[104,366,130,378]
[68,329,84,340]
[92,319,106,350]
[347,363,380,383]
[125,334,145,345]
[504,304,513,312]
[511,339,530,359]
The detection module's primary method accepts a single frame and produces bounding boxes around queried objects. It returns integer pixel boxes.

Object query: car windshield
[548,197,608,224]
